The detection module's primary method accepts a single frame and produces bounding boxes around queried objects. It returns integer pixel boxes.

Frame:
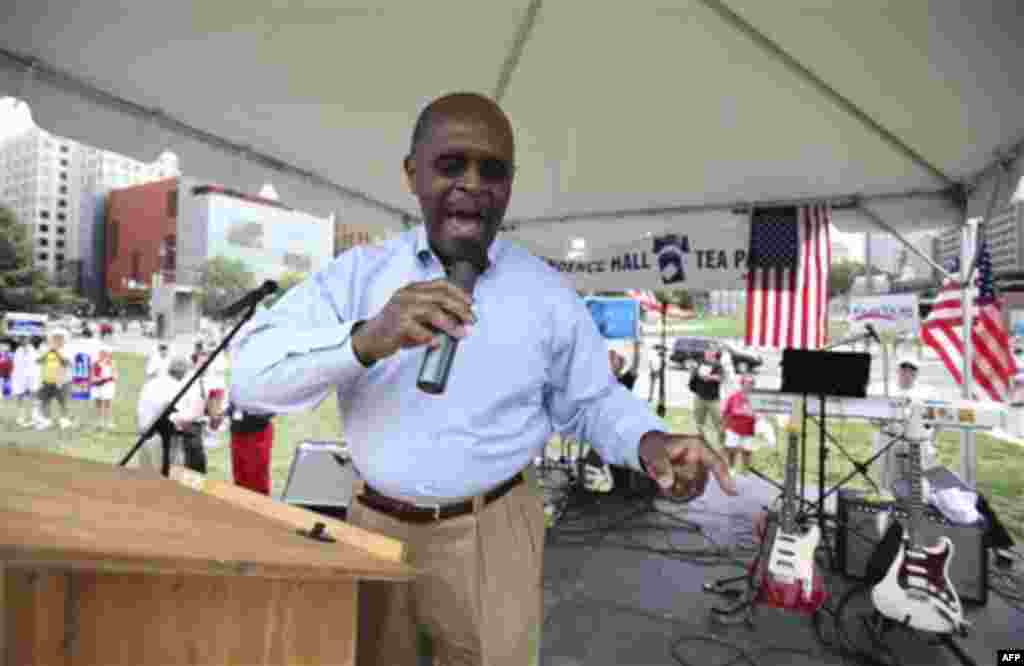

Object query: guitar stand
[800,396,910,565]
[862,610,977,666]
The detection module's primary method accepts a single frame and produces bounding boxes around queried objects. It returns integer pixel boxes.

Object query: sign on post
[584,297,640,340]
[848,294,920,333]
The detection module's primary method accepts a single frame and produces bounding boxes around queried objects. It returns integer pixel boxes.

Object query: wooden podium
[0,447,415,666]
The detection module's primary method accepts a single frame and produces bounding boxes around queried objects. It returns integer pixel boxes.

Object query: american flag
[921,240,1017,402]
[744,205,831,349]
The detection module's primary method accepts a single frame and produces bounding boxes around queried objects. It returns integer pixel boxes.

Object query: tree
[199,256,256,317]
[0,204,79,310]
[265,270,307,308]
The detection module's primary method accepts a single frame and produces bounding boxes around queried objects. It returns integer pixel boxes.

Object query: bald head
[410,92,514,158]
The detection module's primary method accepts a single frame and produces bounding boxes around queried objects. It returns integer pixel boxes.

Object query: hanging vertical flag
[744,204,831,349]
[921,240,1016,401]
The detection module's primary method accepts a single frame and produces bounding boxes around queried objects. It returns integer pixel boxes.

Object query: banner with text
[848,293,920,333]
[510,226,750,292]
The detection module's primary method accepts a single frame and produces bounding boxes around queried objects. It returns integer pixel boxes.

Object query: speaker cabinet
[836,489,988,605]
[281,440,355,520]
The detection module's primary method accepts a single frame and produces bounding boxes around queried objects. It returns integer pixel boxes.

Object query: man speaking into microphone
[230,92,736,666]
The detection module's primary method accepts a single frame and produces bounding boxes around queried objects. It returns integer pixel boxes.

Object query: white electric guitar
[756,401,827,613]
[870,401,967,634]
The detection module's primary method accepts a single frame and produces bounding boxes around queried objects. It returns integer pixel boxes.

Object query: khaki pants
[349,471,544,666]
[693,397,722,444]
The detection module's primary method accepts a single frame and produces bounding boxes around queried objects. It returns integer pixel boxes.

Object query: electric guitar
[756,401,827,613]
[870,401,967,635]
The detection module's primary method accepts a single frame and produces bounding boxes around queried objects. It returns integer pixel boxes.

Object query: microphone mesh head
[442,238,490,273]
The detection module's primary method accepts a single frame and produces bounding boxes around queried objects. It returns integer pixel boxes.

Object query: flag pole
[960,220,977,487]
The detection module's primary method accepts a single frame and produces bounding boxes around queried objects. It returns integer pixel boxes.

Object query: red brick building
[105,178,178,304]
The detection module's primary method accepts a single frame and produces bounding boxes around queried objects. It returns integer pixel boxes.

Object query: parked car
[669,337,763,374]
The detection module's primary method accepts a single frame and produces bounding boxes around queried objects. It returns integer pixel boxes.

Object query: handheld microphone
[417,242,489,394]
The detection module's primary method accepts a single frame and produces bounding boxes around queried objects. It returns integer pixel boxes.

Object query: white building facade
[0,125,179,303]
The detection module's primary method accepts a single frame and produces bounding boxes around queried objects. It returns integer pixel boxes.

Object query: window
[37,252,48,261]
[60,145,68,153]
[39,210,50,220]
[58,199,67,208]
[39,238,49,247]
[39,224,49,232]
[59,185,68,195]
[131,250,142,282]
[57,213,66,221]
[57,226,66,234]
[60,159,68,167]
[59,173,67,181]
[56,253,65,262]
[167,189,178,218]
[108,219,119,259]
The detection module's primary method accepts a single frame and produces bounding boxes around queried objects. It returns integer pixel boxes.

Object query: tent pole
[857,204,955,280]
[960,222,977,488]
[963,161,1011,286]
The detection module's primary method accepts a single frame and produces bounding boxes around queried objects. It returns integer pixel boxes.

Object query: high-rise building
[933,203,1024,277]
[0,125,179,303]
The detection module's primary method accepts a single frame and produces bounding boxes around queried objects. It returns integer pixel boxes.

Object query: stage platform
[537,471,1023,666]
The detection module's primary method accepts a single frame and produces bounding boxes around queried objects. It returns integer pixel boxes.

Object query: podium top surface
[0,447,414,582]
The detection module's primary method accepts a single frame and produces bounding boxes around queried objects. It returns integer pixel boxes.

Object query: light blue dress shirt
[230,225,667,502]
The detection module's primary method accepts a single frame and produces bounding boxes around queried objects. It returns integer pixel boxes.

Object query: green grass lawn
[3,350,1021,546]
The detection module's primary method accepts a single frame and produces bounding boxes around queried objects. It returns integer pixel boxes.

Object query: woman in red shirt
[721,374,757,474]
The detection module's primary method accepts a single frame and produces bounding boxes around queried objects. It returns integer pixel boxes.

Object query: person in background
[35,329,73,430]
[648,344,666,403]
[689,347,725,446]
[721,373,757,475]
[610,342,640,392]
[13,336,44,427]
[136,357,190,471]
[91,345,118,430]
[871,356,939,491]
[145,342,171,379]
[229,408,276,495]
[175,349,229,473]
[0,339,13,399]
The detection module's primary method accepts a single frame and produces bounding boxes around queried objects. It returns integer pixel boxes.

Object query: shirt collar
[413,224,505,272]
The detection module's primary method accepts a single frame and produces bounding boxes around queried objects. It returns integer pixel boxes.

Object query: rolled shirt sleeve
[229,254,371,415]
[546,288,668,472]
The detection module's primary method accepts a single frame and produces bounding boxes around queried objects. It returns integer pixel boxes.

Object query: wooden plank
[70,572,358,666]
[4,568,70,666]
[1,562,4,666]
[0,448,414,582]
[167,466,405,564]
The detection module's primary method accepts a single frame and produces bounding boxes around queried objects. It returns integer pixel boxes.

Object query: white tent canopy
[2,0,1023,251]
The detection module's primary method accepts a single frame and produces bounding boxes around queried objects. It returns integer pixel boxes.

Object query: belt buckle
[419,502,441,521]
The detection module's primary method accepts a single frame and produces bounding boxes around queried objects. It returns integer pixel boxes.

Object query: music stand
[780,349,871,555]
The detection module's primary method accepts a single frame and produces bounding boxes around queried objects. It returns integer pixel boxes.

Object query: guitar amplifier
[836,489,988,605]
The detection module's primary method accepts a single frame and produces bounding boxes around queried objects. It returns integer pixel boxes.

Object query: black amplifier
[836,489,988,605]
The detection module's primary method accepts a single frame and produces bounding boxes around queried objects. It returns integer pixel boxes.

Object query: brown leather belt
[358,472,524,523]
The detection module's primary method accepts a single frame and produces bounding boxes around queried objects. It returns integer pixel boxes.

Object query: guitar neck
[903,407,926,544]
[779,405,801,534]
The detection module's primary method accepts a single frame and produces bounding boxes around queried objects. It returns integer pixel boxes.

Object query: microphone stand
[118,295,269,476]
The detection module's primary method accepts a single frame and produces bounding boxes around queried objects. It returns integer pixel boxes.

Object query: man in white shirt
[871,356,939,491]
[136,357,227,473]
[144,343,170,379]
[136,357,189,471]
[230,92,736,666]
